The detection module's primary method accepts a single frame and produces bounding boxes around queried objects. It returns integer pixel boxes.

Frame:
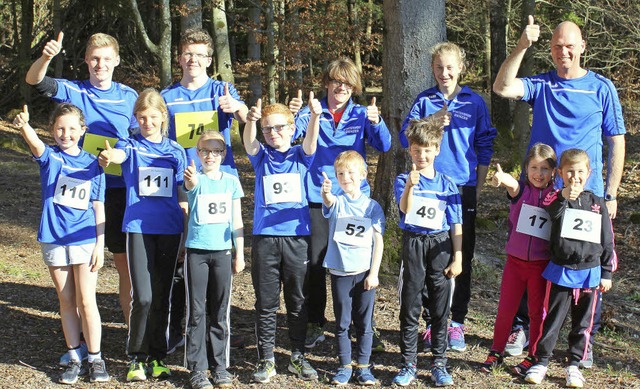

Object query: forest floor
[1,113,640,388]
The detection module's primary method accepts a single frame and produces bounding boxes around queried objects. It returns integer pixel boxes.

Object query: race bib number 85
[197,193,231,224]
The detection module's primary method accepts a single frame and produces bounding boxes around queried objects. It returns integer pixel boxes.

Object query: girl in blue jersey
[183,130,244,389]
[99,88,187,382]
[400,42,497,352]
[13,104,109,385]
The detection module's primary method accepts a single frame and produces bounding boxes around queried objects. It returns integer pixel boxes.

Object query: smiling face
[326,78,353,109]
[335,162,366,196]
[261,113,294,151]
[558,160,591,190]
[52,114,85,153]
[179,43,212,81]
[197,138,226,172]
[409,143,440,171]
[136,108,166,142]
[526,156,554,189]
[550,22,585,77]
[432,53,463,92]
[85,46,120,87]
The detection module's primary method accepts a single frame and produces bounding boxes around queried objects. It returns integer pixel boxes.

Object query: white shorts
[41,242,95,267]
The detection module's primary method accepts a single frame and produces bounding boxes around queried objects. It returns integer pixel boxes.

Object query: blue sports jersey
[399,85,497,186]
[521,70,626,196]
[35,145,106,246]
[185,171,244,250]
[394,171,462,234]
[162,79,244,177]
[117,134,187,234]
[542,261,601,289]
[53,78,139,188]
[322,194,385,273]
[248,143,314,236]
[294,97,391,203]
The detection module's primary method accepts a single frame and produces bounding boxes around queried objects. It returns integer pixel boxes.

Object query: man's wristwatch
[605,194,617,202]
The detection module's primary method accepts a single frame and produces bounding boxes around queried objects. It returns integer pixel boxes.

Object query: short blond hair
[559,148,590,170]
[197,130,226,152]
[334,150,367,176]
[86,33,119,56]
[431,42,466,73]
[404,117,444,148]
[322,58,363,95]
[134,88,169,136]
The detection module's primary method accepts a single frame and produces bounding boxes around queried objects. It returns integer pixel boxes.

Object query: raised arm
[26,32,64,85]
[219,82,249,123]
[243,98,261,156]
[13,105,45,157]
[490,163,520,198]
[98,140,126,167]
[493,15,539,99]
[321,172,336,208]
[302,91,321,156]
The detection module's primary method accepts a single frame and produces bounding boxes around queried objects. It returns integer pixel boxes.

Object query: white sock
[68,347,82,362]
[88,352,102,363]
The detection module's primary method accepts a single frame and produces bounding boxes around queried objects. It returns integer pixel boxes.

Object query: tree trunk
[374,0,445,218]
[287,1,303,90]
[265,0,277,104]
[211,0,234,82]
[247,5,262,106]
[226,0,237,63]
[483,1,491,92]
[53,0,63,78]
[19,0,34,102]
[489,0,511,135]
[348,0,365,104]
[181,0,203,30]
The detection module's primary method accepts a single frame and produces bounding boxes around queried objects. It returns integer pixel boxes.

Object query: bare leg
[50,266,82,349]
[74,262,102,354]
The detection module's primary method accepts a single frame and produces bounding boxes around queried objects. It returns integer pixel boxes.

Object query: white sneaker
[524,364,547,385]
[504,327,528,356]
[566,365,586,388]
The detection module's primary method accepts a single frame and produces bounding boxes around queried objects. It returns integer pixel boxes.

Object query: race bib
[404,196,446,230]
[333,216,373,248]
[263,173,302,204]
[138,167,173,197]
[53,175,91,210]
[560,208,602,244]
[174,111,219,149]
[197,193,231,224]
[82,133,121,176]
[516,204,551,240]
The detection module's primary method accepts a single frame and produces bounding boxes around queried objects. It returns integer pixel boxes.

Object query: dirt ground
[0,117,639,388]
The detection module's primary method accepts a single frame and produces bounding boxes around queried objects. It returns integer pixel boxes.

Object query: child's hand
[444,257,462,278]
[13,105,30,128]
[321,171,332,194]
[289,89,303,115]
[491,163,508,187]
[42,31,64,60]
[364,274,379,290]
[90,245,104,272]
[233,256,245,274]
[247,98,262,123]
[308,91,322,117]
[562,177,582,200]
[184,160,197,183]
[367,97,380,124]
[219,83,242,114]
[432,102,451,128]
[98,140,115,168]
[600,279,612,293]
[408,163,420,188]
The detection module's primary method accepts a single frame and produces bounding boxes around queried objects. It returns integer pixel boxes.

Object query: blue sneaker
[447,324,467,352]
[355,366,376,386]
[392,363,417,386]
[430,361,453,387]
[59,343,88,367]
[331,366,352,386]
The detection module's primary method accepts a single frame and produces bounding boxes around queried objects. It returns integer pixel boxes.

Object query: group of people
[12,14,624,389]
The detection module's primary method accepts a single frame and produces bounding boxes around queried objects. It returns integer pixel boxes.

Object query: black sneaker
[288,354,318,380]
[479,350,503,373]
[59,361,87,385]
[189,370,213,389]
[212,370,233,388]
[167,334,185,355]
[89,358,110,382]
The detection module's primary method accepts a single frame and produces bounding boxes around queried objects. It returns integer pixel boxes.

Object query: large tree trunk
[53,0,63,78]
[374,0,445,218]
[181,0,203,30]
[348,0,365,104]
[489,0,511,135]
[246,5,262,106]
[211,0,234,82]
[18,0,34,102]
[265,0,278,104]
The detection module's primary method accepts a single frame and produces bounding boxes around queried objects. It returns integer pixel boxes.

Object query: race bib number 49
[138,167,173,197]
[333,216,373,247]
[516,204,551,240]
[53,175,91,210]
[560,208,602,244]
[175,111,219,149]
[404,196,446,230]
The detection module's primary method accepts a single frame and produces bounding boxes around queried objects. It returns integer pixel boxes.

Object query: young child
[393,117,462,387]
[525,149,614,388]
[183,130,245,389]
[243,98,320,383]
[321,151,385,386]
[13,104,109,384]
[400,42,497,352]
[480,143,557,375]
[99,88,187,382]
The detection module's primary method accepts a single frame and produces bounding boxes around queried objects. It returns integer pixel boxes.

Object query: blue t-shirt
[394,171,462,234]
[521,70,626,196]
[543,261,601,289]
[399,85,497,186]
[52,78,139,188]
[162,79,244,176]
[36,145,106,246]
[322,194,385,273]
[248,144,314,236]
[185,171,244,250]
[294,97,391,203]
[117,134,187,234]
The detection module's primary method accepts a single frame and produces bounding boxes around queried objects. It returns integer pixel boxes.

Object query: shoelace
[449,326,464,340]
[507,329,521,343]
[519,357,535,369]
[92,361,106,373]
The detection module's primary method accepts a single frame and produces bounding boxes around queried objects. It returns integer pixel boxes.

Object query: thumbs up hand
[219,83,241,114]
[408,163,420,188]
[184,159,197,183]
[98,139,115,168]
[289,89,304,115]
[247,98,262,123]
[308,91,322,117]
[519,15,540,49]
[491,163,507,187]
[367,96,380,124]
[42,31,64,60]
[321,171,332,194]
[432,102,451,128]
[13,105,30,128]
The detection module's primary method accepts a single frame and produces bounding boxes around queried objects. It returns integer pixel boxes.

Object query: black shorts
[105,187,127,254]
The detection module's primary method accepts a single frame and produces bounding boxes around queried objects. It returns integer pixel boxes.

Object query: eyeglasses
[182,52,211,61]
[330,79,353,89]
[261,124,289,134]
[197,148,225,157]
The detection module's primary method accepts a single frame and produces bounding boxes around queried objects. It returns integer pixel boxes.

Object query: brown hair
[179,28,214,56]
[525,143,557,171]
[404,117,444,148]
[133,88,169,136]
[322,58,363,95]
[49,103,87,131]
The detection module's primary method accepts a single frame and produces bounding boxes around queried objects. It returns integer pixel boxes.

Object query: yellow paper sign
[175,111,219,149]
[82,133,122,176]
